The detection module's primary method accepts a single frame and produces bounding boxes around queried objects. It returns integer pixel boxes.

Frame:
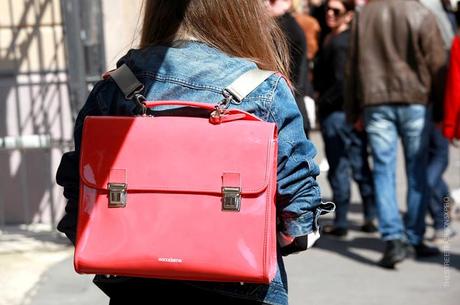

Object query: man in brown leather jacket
[344,0,446,269]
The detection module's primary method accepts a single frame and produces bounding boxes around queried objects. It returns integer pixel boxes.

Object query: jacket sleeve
[268,77,331,237]
[420,12,448,106]
[344,16,361,124]
[443,36,460,140]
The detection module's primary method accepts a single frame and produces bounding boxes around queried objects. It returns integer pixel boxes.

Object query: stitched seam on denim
[269,73,298,157]
[268,75,282,109]
[242,97,271,121]
[267,76,284,124]
[245,95,273,101]
[140,72,222,93]
[269,75,282,99]
[285,141,298,162]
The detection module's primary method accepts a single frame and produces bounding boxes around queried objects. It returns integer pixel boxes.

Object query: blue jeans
[320,111,376,229]
[427,123,450,230]
[364,105,429,245]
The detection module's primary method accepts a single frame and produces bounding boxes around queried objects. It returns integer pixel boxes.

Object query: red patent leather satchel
[74,67,279,283]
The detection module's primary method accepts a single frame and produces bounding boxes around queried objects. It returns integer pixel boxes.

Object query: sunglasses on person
[327,6,346,17]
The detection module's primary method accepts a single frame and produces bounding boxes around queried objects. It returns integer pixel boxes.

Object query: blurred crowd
[268,0,460,269]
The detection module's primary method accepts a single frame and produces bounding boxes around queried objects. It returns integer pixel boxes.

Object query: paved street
[287,205,460,305]
[1,131,459,305]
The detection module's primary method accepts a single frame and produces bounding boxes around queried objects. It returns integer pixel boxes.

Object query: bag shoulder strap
[107,64,275,103]
[107,64,144,99]
[224,68,275,102]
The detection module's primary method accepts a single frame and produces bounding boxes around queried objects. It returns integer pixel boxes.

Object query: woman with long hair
[56,1,326,304]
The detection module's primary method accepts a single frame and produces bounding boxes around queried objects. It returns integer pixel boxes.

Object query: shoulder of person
[333,30,351,47]
[250,73,289,99]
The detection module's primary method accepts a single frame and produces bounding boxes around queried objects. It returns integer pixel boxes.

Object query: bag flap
[80,116,277,195]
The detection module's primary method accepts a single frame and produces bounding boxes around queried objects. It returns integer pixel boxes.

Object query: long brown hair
[140,0,290,77]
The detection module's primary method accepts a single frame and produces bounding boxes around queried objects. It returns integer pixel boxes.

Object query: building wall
[0,0,144,227]
[102,0,143,69]
[0,0,73,226]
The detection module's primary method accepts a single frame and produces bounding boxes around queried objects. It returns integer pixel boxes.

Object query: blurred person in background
[293,0,321,129]
[345,0,446,269]
[266,0,314,137]
[309,0,330,49]
[421,0,454,49]
[314,0,376,237]
[441,0,459,30]
[442,1,460,221]
[354,0,367,10]
[294,0,321,62]
[420,0,457,242]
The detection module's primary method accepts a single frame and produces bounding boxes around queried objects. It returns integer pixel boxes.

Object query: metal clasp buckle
[108,183,127,208]
[210,90,234,122]
[222,187,241,211]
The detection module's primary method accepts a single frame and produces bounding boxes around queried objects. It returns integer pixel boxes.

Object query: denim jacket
[56,41,327,305]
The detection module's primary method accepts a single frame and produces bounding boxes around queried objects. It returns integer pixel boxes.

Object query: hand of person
[278,232,295,248]
[278,231,321,256]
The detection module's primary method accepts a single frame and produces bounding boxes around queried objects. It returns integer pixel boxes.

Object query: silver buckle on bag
[222,187,241,211]
[108,183,127,208]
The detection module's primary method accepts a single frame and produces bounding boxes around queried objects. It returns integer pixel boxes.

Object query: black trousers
[100,277,268,305]
[109,294,268,305]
